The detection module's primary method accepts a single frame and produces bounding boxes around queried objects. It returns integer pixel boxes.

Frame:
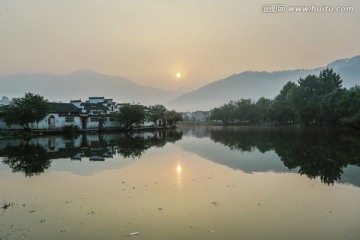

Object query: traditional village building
[0,96,170,131]
[76,97,120,129]
[46,102,82,129]
[181,111,210,122]
[0,102,81,130]
[0,97,121,130]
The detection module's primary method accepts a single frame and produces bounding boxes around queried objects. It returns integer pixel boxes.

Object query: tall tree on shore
[271,82,297,124]
[148,104,168,126]
[255,97,273,123]
[117,104,145,129]
[318,68,342,94]
[4,92,50,129]
[336,86,360,129]
[293,68,343,124]
[166,110,183,127]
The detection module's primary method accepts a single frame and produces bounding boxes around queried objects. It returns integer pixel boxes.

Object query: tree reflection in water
[209,127,360,185]
[115,130,183,158]
[2,143,51,177]
[2,126,359,184]
[0,130,183,177]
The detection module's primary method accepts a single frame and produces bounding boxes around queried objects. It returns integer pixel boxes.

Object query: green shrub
[62,125,80,133]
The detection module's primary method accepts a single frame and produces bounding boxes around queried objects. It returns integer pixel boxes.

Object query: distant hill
[168,55,360,111]
[0,69,180,105]
[1,56,359,111]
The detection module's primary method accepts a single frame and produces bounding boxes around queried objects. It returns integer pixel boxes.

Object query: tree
[319,89,345,125]
[336,86,360,129]
[234,99,256,123]
[271,82,297,124]
[98,114,107,131]
[255,97,273,123]
[293,69,343,125]
[210,99,257,124]
[148,104,168,126]
[166,110,183,127]
[4,92,50,129]
[117,104,145,129]
[210,102,237,123]
[318,68,342,94]
[293,74,320,124]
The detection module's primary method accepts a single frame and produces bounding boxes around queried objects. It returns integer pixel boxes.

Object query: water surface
[1,126,360,240]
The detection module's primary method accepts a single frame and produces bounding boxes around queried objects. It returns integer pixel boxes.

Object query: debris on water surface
[1,202,15,210]
[128,232,139,237]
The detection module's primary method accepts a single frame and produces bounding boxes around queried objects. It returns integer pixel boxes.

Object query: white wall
[33,114,82,130]
[85,116,121,129]
[0,118,23,130]
[0,114,82,130]
[1,115,156,130]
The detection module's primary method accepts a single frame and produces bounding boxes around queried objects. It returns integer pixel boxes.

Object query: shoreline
[0,125,177,139]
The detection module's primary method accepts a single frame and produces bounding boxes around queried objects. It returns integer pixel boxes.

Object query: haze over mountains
[169,55,360,111]
[1,55,359,111]
[0,69,180,106]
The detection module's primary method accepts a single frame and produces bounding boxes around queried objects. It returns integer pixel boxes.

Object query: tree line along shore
[209,68,360,130]
[1,68,359,137]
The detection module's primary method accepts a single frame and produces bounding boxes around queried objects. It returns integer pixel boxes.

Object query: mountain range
[169,55,360,111]
[0,69,180,106]
[1,55,359,111]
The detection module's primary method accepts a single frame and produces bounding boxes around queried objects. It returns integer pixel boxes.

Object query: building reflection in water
[0,130,183,177]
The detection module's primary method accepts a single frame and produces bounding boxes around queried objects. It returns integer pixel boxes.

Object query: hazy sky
[1,0,359,91]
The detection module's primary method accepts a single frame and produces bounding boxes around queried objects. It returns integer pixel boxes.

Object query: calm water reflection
[0,130,183,177]
[1,126,360,240]
[178,125,360,186]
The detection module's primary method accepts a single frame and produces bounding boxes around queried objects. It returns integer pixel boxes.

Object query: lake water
[1,126,360,240]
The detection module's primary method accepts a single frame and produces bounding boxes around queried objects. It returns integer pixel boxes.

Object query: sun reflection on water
[177,164,182,174]
[176,160,182,188]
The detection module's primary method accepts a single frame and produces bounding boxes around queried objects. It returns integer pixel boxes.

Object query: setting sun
[176,72,181,79]
[177,164,182,174]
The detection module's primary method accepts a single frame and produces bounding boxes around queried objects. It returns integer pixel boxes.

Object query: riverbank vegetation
[2,93,50,129]
[1,92,183,135]
[210,68,360,129]
[117,104,182,129]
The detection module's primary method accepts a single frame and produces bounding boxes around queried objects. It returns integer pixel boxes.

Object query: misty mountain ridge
[168,55,360,111]
[1,55,359,111]
[0,69,181,105]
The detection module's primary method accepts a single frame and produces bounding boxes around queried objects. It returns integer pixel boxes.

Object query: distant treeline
[210,68,360,129]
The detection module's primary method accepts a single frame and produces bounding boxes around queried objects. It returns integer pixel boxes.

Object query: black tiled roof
[89,97,104,99]
[49,102,81,113]
[80,103,108,113]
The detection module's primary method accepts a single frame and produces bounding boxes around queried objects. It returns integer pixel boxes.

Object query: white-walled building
[0,97,121,130]
[0,102,82,130]
[181,111,210,122]
[0,96,173,131]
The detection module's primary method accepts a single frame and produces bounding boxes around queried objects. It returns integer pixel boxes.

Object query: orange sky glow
[0,0,359,91]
